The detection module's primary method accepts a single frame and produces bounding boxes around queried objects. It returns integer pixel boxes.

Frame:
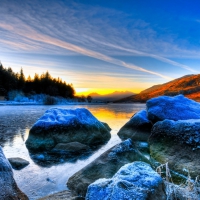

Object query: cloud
[97,42,198,73]
[0,20,172,80]
[1,0,198,84]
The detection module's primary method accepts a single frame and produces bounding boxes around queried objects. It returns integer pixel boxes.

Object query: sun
[75,88,90,95]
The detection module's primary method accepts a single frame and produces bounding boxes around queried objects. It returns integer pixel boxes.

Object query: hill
[116,74,200,102]
[89,91,135,102]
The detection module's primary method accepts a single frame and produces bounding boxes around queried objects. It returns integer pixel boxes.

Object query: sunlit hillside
[117,74,200,102]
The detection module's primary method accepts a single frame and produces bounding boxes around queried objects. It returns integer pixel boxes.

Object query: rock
[101,122,112,131]
[8,157,30,170]
[86,161,166,200]
[67,139,150,197]
[38,190,84,200]
[0,146,28,200]
[117,110,152,141]
[146,95,200,123]
[151,119,200,147]
[149,119,200,178]
[26,108,111,151]
[51,142,90,154]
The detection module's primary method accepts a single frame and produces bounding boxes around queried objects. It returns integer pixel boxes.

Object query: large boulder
[146,95,200,123]
[26,108,111,151]
[117,110,152,141]
[151,119,200,147]
[0,146,28,200]
[86,161,166,200]
[67,139,150,197]
[149,119,200,178]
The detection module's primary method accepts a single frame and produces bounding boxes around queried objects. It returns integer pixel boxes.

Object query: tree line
[0,62,75,99]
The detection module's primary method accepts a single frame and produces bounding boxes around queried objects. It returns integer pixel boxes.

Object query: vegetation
[0,62,75,100]
[156,162,200,200]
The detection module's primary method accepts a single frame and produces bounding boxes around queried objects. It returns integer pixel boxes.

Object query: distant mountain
[116,74,200,102]
[89,91,135,102]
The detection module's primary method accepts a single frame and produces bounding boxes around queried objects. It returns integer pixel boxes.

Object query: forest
[0,62,75,100]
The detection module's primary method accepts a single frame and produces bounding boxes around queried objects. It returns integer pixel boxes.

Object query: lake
[0,103,145,200]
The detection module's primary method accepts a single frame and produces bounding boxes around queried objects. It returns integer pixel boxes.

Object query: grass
[156,162,200,200]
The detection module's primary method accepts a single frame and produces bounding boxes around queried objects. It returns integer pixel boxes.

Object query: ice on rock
[86,161,166,200]
[26,108,111,151]
[151,119,200,147]
[147,95,200,122]
[34,108,102,128]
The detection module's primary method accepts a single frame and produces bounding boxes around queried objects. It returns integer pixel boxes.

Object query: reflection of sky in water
[0,104,145,199]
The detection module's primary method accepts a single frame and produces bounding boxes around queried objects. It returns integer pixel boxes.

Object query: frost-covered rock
[67,139,150,197]
[8,157,30,170]
[0,146,28,199]
[26,108,111,151]
[86,161,166,200]
[117,110,152,141]
[151,119,200,147]
[150,119,200,178]
[147,95,200,123]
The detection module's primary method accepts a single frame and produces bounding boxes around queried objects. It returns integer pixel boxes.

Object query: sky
[0,0,200,95]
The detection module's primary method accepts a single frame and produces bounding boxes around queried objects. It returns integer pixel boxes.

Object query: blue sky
[0,0,200,94]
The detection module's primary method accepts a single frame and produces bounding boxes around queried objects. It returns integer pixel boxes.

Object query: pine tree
[18,68,25,90]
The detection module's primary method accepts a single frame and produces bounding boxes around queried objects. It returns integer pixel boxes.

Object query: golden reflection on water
[90,107,134,122]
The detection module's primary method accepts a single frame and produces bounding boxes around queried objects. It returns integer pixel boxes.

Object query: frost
[147,95,200,122]
[86,161,164,200]
[33,108,103,129]
[130,110,150,125]
[108,139,136,159]
[152,119,200,146]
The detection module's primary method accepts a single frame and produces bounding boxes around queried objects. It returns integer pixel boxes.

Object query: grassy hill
[116,74,200,102]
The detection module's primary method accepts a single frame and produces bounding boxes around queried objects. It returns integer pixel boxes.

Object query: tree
[0,62,76,99]
[18,68,25,90]
[87,95,92,103]
[80,95,86,102]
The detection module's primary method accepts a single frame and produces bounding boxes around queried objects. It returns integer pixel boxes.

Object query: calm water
[0,103,145,199]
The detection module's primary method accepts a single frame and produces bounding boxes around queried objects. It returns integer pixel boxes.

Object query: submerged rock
[26,108,111,151]
[8,157,30,170]
[38,190,84,200]
[86,161,166,200]
[147,95,200,123]
[117,110,152,141]
[67,139,150,197]
[51,142,90,154]
[150,119,200,178]
[0,146,28,200]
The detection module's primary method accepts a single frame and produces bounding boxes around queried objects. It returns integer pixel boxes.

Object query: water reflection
[0,103,146,199]
[28,142,109,167]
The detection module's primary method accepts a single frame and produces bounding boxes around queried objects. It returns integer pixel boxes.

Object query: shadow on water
[27,143,109,167]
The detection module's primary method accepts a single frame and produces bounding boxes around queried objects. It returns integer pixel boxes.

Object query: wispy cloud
[1,0,199,60]
[1,0,199,90]
[96,42,198,73]
[0,20,172,80]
